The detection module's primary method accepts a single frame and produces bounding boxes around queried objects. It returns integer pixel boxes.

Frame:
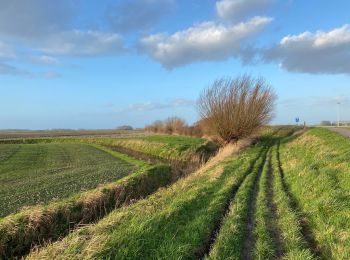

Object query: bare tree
[145,120,164,133]
[164,117,187,134]
[198,75,276,143]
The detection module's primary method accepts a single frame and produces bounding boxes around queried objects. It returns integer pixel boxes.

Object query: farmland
[0,143,137,217]
[1,128,350,259]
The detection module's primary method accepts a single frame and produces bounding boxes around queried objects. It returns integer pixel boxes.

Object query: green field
[0,143,136,217]
[1,128,350,259]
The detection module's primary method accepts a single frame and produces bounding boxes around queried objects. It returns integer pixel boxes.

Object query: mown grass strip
[0,163,172,259]
[280,128,350,258]
[27,141,261,259]
[272,143,315,259]
[206,146,268,259]
[253,147,280,259]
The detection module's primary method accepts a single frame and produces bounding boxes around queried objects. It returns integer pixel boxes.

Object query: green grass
[10,127,349,259]
[0,134,215,163]
[280,128,350,258]
[254,148,276,259]
[140,134,205,146]
[27,140,266,259]
[208,139,315,260]
[272,144,315,260]
[0,143,137,218]
[207,147,268,259]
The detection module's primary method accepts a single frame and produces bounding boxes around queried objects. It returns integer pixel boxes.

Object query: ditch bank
[0,141,218,259]
[0,165,171,259]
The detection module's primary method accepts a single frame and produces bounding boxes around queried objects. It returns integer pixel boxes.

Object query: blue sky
[0,0,349,129]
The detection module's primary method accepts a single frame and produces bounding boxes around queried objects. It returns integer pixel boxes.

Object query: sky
[0,0,349,129]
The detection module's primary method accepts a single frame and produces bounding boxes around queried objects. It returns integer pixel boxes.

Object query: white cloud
[264,24,350,74]
[39,31,125,56]
[216,0,274,22]
[139,16,272,68]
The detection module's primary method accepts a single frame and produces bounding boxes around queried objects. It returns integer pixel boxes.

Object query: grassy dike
[206,146,269,259]
[280,128,350,259]
[206,138,316,260]
[0,146,172,259]
[27,139,262,259]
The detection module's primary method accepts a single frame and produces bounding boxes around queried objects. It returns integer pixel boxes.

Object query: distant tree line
[145,117,204,137]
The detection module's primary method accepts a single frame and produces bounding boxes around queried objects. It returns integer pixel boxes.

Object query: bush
[198,75,275,143]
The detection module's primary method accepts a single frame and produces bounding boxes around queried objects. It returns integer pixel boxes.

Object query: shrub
[198,75,275,143]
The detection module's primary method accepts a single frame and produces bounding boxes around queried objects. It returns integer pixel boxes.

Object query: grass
[0,134,216,164]
[207,137,316,260]
[0,143,137,218]
[254,148,277,259]
[206,146,268,259]
[0,145,173,258]
[280,128,350,258]
[8,127,350,259]
[27,139,264,259]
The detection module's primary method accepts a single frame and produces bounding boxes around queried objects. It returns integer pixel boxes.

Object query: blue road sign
[295,117,300,123]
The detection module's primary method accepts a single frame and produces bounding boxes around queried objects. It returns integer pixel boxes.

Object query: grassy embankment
[0,135,213,258]
[27,136,268,259]
[0,145,169,258]
[279,127,350,259]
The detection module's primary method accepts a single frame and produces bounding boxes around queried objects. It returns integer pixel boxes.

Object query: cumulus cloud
[263,24,350,74]
[128,98,195,112]
[139,16,272,68]
[39,31,125,56]
[216,0,275,22]
[107,0,175,33]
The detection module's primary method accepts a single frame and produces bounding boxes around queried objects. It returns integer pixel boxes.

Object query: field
[1,128,350,259]
[0,143,138,217]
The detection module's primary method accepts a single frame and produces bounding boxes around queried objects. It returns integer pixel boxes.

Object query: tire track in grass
[276,141,323,258]
[265,147,284,258]
[242,144,270,260]
[197,144,269,259]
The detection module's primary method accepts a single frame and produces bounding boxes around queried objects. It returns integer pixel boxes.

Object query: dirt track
[327,127,350,138]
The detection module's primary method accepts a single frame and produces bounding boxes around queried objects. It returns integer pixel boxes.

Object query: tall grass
[280,128,350,258]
